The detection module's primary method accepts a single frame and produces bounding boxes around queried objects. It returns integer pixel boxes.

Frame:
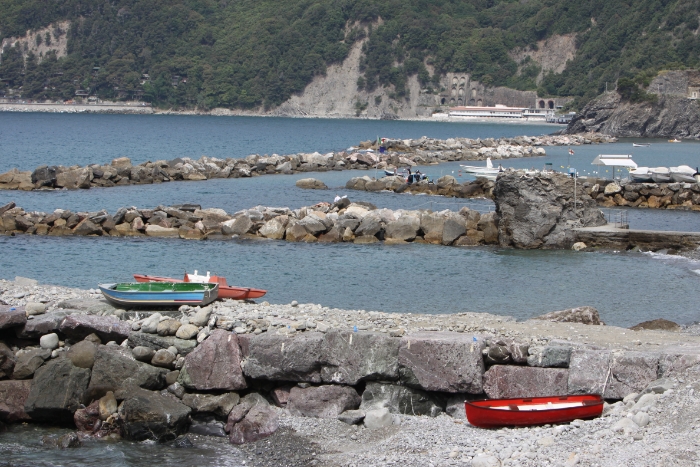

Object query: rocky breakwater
[0,199,500,247]
[2,277,700,465]
[494,172,607,249]
[347,174,495,199]
[587,180,700,211]
[0,134,615,192]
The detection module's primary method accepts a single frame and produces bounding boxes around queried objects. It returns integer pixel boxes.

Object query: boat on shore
[133,271,266,300]
[650,167,672,183]
[465,394,604,428]
[99,282,219,307]
[669,165,697,183]
[629,167,653,182]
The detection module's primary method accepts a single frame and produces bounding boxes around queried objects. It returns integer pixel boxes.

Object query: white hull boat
[461,157,502,177]
[629,167,653,183]
[632,143,650,147]
[670,165,697,183]
[650,167,672,183]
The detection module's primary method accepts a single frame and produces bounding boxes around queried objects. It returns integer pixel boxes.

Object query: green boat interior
[113,282,217,292]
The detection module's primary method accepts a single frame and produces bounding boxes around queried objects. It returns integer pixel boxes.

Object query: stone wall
[0,301,693,444]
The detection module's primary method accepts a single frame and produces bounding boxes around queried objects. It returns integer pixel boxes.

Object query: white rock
[25,302,46,316]
[632,411,650,427]
[190,306,212,327]
[471,455,501,467]
[40,333,59,350]
[537,436,555,447]
[364,408,392,429]
[141,313,162,334]
[612,418,638,434]
[630,393,657,413]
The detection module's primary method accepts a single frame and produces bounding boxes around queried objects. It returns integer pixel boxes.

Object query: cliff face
[566,72,700,138]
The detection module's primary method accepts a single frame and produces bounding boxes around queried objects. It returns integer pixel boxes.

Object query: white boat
[669,138,681,143]
[650,167,672,183]
[460,157,503,176]
[629,167,653,182]
[632,143,650,147]
[670,165,697,183]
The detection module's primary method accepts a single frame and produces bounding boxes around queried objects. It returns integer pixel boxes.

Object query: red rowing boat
[465,394,604,428]
[133,272,266,301]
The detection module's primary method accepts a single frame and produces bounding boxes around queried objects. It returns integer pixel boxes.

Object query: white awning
[591,154,638,168]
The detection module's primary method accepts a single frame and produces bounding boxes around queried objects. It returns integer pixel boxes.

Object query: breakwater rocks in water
[0,134,614,192]
[2,278,700,461]
[0,200,501,246]
[591,180,700,211]
[346,174,495,199]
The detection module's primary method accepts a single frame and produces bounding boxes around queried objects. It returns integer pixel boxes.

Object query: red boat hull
[465,394,604,428]
[133,274,266,300]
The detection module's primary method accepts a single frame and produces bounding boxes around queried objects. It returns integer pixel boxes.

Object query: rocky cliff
[566,72,700,138]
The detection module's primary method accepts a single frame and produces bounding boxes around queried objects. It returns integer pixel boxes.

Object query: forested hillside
[1,0,699,110]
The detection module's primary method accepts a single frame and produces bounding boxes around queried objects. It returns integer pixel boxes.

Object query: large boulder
[0,342,15,378]
[55,167,92,190]
[567,349,611,395]
[259,217,287,239]
[228,404,279,445]
[605,351,659,399]
[59,314,131,343]
[179,330,246,391]
[12,348,51,379]
[182,392,240,417]
[420,212,445,244]
[384,215,420,241]
[493,172,605,249]
[24,358,91,423]
[360,382,442,417]
[0,305,27,330]
[120,389,192,441]
[483,365,569,399]
[398,332,485,393]
[239,332,326,383]
[0,380,32,422]
[88,346,167,393]
[295,178,328,189]
[15,311,67,338]
[531,306,601,325]
[320,331,400,385]
[441,212,467,245]
[287,385,361,418]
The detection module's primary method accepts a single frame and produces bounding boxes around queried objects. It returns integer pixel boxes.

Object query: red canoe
[133,273,267,301]
[465,394,604,428]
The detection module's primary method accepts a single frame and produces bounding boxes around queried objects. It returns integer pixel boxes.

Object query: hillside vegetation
[0,0,699,110]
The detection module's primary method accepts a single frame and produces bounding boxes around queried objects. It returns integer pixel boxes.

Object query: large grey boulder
[384,215,420,241]
[259,218,287,239]
[59,314,131,343]
[120,389,191,441]
[355,212,383,237]
[287,385,361,418]
[0,342,15,379]
[128,331,197,355]
[239,332,326,383]
[568,349,612,395]
[296,178,328,189]
[54,298,115,315]
[531,306,602,325]
[222,216,254,236]
[483,365,569,399]
[398,332,485,393]
[179,330,246,391]
[12,348,51,379]
[15,311,67,338]
[321,331,400,385]
[24,358,91,423]
[88,346,167,393]
[360,382,443,417]
[605,351,659,399]
[527,346,572,368]
[493,172,605,249]
[420,212,445,244]
[441,212,467,245]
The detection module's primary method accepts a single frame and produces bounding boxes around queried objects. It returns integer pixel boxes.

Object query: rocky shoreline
[2,278,700,466]
[0,134,614,192]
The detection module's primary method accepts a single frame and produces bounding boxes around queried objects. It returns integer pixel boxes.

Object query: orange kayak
[133,273,266,301]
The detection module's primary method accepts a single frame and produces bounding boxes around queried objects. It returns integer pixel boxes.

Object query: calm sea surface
[0,112,699,328]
